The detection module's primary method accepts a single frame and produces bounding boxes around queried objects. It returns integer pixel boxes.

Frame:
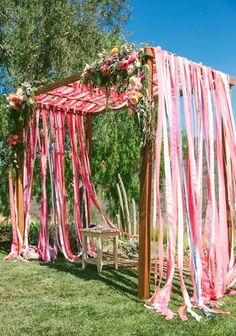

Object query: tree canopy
[0,0,130,87]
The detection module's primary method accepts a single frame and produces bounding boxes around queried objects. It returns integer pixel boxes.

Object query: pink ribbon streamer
[150,47,236,321]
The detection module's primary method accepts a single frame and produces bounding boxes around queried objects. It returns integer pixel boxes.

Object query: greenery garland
[0,82,36,168]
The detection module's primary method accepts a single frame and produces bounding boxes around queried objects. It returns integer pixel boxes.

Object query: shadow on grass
[0,239,140,300]
[41,257,186,302]
[41,257,141,301]
[1,240,185,302]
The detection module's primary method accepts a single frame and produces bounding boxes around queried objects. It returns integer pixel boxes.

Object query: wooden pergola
[15,47,236,300]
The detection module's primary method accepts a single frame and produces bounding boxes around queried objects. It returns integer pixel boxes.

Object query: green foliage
[0,0,130,86]
[0,96,11,167]
[182,127,188,158]
[27,219,41,245]
[91,110,141,217]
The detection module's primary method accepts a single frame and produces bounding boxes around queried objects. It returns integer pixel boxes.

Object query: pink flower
[9,94,24,104]
[119,59,129,69]
[101,63,110,76]
[128,51,139,64]
[7,136,14,146]
[106,57,113,65]
[7,135,20,147]
[134,82,142,91]
[139,72,146,82]
[112,54,119,60]
[9,101,20,110]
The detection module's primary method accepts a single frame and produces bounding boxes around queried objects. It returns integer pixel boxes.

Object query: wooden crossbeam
[145,47,236,87]
[36,72,81,95]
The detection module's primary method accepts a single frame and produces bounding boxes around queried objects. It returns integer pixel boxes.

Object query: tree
[0,0,130,87]
[91,110,141,218]
[0,0,131,218]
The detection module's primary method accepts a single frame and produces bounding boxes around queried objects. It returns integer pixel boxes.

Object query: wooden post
[16,131,25,251]
[138,48,154,299]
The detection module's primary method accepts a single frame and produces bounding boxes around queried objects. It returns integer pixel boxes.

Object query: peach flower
[112,47,119,55]
[135,92,142,99]
[129,95,139,105]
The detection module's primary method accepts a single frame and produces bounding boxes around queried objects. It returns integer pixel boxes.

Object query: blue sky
[125,0,236,109]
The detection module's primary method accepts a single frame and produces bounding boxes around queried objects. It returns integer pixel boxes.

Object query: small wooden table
[82,228,119,273]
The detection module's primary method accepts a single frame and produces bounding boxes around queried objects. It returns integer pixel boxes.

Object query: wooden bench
[81,228,119,273]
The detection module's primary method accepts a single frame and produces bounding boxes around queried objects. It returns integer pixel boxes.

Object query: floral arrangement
[7,85,30,110]
[81,44,151,140]
[0,82,36,167]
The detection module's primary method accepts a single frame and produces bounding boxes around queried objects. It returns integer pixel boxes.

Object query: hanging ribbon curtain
[150,48,236,320]
[6,105,133,262]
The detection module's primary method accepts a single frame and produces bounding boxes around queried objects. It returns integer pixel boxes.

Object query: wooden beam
[36,72,81,95]
[144,47,155,58]
[138,48,154,299]
[230,77,236,87]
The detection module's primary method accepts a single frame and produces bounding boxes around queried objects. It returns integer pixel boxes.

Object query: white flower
[127,64,135,75]
[129,76,138,86]
[16,88,24,96]
[134,60,141,68]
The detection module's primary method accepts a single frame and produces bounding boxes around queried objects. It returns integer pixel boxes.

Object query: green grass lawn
[0,242,236,336]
